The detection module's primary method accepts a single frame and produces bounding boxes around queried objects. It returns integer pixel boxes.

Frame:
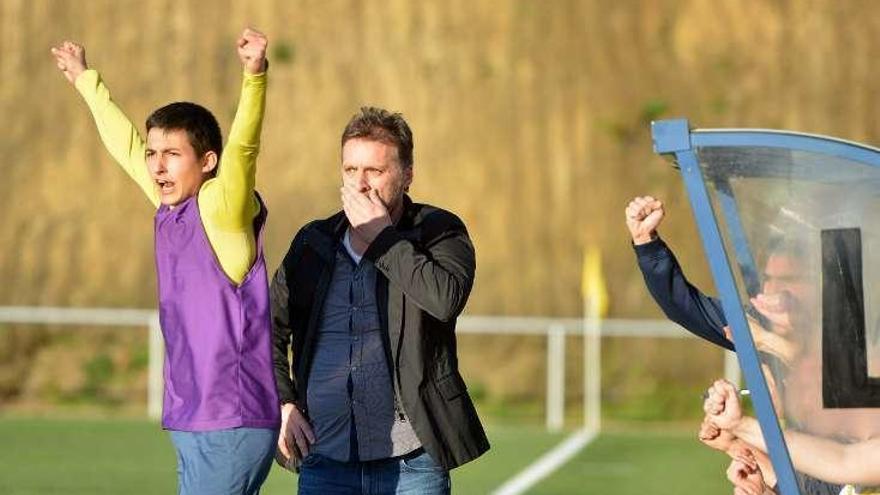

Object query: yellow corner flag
[581,246,609,317]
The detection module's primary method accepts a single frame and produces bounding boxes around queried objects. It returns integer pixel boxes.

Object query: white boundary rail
[456,316,740,431]
[0,308,739,427]
[0,306,165,419]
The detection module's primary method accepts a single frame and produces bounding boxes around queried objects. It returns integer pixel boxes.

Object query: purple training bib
[154,195,280,431]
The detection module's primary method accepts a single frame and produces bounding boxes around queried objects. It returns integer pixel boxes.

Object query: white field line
[491,428,598,495]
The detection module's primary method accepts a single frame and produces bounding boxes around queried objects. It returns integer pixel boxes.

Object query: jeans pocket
[300,453,323,468]
[400,450,445,473]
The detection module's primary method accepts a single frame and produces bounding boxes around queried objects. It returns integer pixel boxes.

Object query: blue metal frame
[691,130,880,167]
[714,180,761,295]
[653,119,880,495]
[653,120,790,494]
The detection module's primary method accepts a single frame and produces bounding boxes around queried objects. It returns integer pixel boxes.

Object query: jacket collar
[396,194,417,231]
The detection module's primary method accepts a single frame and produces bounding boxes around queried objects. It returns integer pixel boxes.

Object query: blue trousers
[170,427,278,495]
[298,448,451,495]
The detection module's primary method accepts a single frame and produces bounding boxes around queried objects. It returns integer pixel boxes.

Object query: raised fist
[237,27,268,74]
[50,41,88,84]
[703,379,744,431]
[625,196,664,245]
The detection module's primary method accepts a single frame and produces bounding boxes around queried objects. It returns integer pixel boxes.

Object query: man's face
[762,253,812,304]
[146,128,215,207]
[341,138,413,218]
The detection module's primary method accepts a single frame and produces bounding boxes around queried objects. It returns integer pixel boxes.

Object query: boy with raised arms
[51,28,279,494]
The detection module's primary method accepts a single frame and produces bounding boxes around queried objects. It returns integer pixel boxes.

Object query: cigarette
[702,389,750,399]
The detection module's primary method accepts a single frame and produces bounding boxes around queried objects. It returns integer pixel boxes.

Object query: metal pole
[652,119,800,495]
[546,324,566,432]
[724,349,741,387]
[584,301,601,432]
[147,312,163,420]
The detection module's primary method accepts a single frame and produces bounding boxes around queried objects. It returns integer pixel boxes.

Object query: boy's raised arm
[52,41,159,207]
[205,28,268,229]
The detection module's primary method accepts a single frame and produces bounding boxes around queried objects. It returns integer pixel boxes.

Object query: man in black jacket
[271,107,488,494]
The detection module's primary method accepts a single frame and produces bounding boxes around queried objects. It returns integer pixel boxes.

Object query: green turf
[0,417,177,494]
[0,418,731,494]
[533,429,731,495]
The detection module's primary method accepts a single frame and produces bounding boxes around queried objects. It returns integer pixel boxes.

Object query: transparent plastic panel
[696,143,880,446]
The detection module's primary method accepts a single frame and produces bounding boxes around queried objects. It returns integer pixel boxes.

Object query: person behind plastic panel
[627,196,820,362]
[626,195,734,349]
[706,379,880,495]
[626,195,845,494]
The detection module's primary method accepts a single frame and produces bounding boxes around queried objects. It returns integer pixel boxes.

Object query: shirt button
[351,366,358,372]
[352,306,359,312]
[353,336,360,341]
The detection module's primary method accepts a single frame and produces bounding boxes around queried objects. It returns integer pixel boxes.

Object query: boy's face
[146,128,216,206]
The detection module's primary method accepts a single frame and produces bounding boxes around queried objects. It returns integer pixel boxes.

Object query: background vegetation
[2,0,879,420]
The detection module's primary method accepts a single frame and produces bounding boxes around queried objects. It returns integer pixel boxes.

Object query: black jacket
[270,196,489,469]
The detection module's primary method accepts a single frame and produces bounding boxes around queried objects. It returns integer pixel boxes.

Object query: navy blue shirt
[634,238,734,351]
[307,247,420,462]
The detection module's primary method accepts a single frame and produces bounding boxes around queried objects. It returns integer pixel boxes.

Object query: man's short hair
[763,235,809,264]
[341,106,413,168]
[145,102,223,161]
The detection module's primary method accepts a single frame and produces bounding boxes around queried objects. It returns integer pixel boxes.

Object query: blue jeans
[298,448,451,495]
[170,427,278,495]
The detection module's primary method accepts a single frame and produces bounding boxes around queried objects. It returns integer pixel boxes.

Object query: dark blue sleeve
[634,238,734,351]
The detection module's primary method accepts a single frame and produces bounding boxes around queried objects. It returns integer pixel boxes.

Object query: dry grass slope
[2,0,880,411]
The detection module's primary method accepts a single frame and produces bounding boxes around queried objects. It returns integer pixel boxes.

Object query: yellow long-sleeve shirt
[74,69,267,284]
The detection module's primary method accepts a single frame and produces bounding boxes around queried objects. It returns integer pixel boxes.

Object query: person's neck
[347,229,369,256]
[389,204,404,225]
[389,194,410,225]
[168,195,193,211]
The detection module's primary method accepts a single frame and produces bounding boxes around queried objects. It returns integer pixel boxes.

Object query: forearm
[208,71,266,229]
[270,265,298,404]
[778,431,877,485]
[731,417,768,453]
[635,238,733,350]
[74,70,157,207]
[732,417,880,485]
[227,71,267,149]
[271,335,297,404]
[365,227,475,322]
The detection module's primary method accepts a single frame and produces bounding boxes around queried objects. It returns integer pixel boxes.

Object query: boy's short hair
[146,102,223,162]
[341,106,414,168]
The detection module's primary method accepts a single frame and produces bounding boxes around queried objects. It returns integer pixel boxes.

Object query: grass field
[0,418,731,494]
